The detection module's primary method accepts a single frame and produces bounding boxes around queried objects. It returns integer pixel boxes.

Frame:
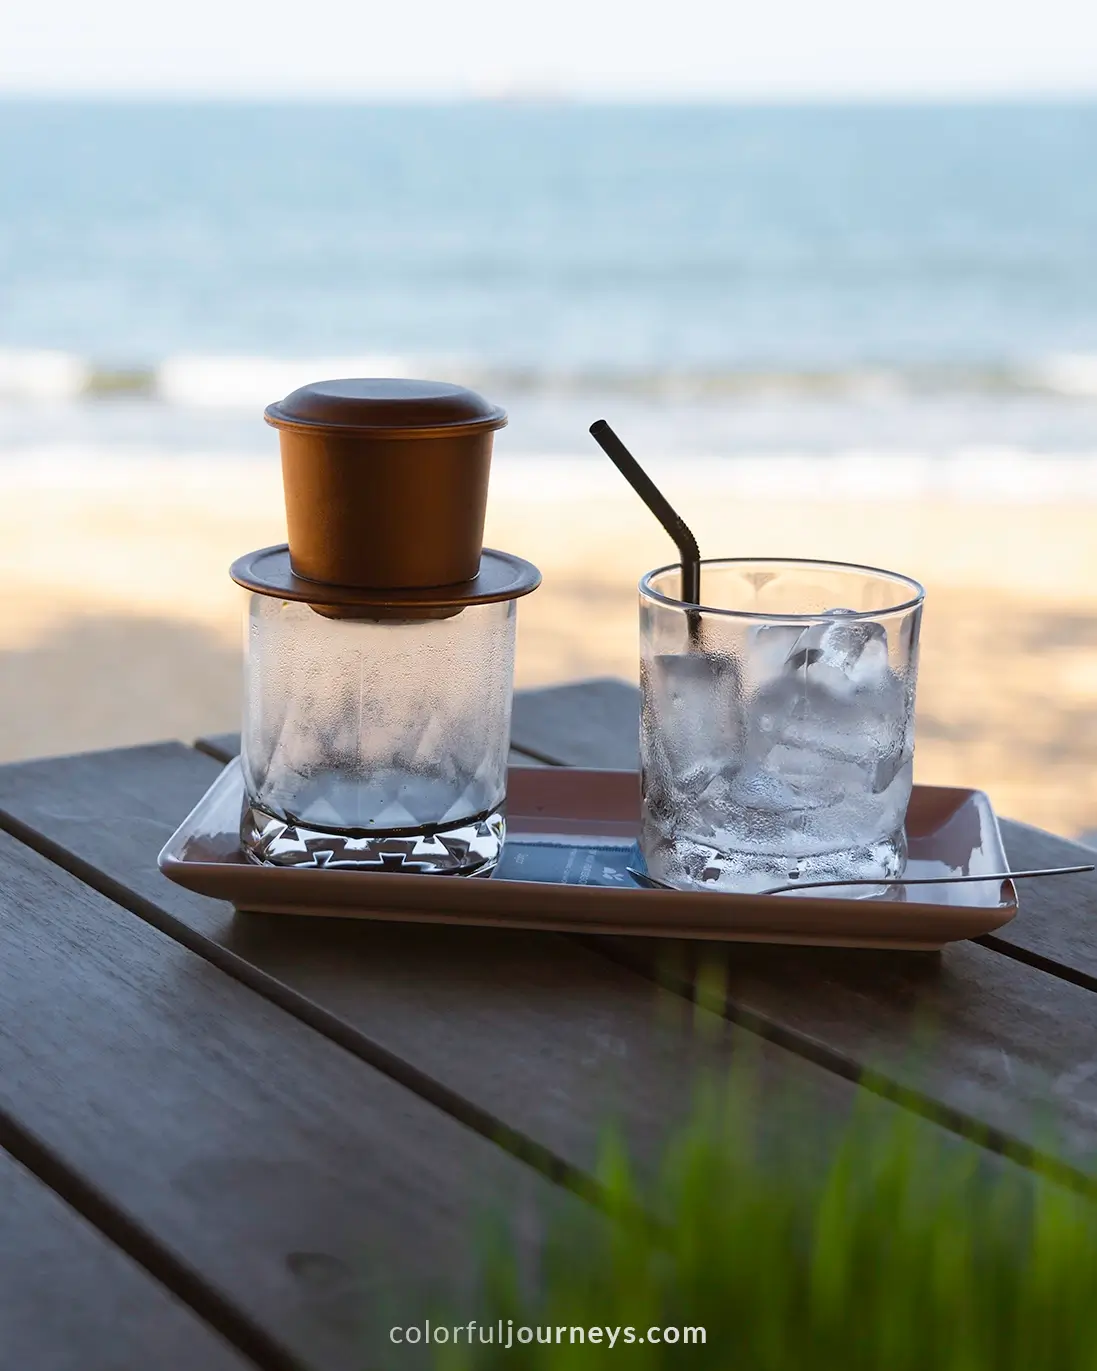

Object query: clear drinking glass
[639,558,924,893]
[240,596,516,874]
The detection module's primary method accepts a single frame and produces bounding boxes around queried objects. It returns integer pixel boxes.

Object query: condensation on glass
[230,376,539,875]
[639,558,924,894]
[240,597,516,875]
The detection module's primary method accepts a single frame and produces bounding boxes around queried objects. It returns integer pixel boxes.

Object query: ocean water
[2,100,1097,486]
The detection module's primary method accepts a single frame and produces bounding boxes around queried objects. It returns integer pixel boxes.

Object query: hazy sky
[2,0,1096,99]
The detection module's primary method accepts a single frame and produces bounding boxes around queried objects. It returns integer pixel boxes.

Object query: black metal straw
[590,420,702,616]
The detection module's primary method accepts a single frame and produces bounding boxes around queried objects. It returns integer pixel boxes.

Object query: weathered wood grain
[0,742,964,1183]
[975,818,1097,988]
[509,678,639,769]
[10,676,1086,1367]
[0,825,559,1371]
[502,683,1097,1174]
[0,1146,248,1371]
[593,932,1097,1180]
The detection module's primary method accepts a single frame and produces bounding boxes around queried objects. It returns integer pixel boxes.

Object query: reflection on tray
[494,838,641,888]
[493,832,1013,907]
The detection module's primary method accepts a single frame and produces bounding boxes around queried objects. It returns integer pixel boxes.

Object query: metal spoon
[626,864,1095,896]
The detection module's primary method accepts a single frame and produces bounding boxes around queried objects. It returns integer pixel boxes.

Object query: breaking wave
[5,349,1097,406]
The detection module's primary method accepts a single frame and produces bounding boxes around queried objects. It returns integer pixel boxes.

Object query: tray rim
[158,761,1018,950]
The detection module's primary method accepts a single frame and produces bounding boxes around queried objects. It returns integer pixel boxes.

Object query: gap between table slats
[0,822,571,1371]
[0,740,1003,1203]
[0,733,1093,1196]
[113,712,1097,1188]
[0,1139,252,1371]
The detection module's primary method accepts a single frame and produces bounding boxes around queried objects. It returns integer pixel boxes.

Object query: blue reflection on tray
[494,838,644,888]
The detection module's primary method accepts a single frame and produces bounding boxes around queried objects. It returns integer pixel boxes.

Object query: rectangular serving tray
[158,761,1018,950]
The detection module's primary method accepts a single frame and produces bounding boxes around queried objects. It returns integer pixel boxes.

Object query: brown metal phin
[265,378,504,591]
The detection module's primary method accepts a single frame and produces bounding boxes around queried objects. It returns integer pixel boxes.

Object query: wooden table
[1,676,1096,1370]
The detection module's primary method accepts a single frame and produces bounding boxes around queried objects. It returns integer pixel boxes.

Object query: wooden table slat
[0,742,970,1187]
[0,826,558,1371]
[593,931,1097,1183]
[6,676,1093,1365]
[508,682,1097,1179]
[510,678,640,769]
[974,819,1097,990]
[0,1145,248,1371]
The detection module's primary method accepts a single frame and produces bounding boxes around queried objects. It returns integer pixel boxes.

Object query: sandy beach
[2,451,1096,842]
